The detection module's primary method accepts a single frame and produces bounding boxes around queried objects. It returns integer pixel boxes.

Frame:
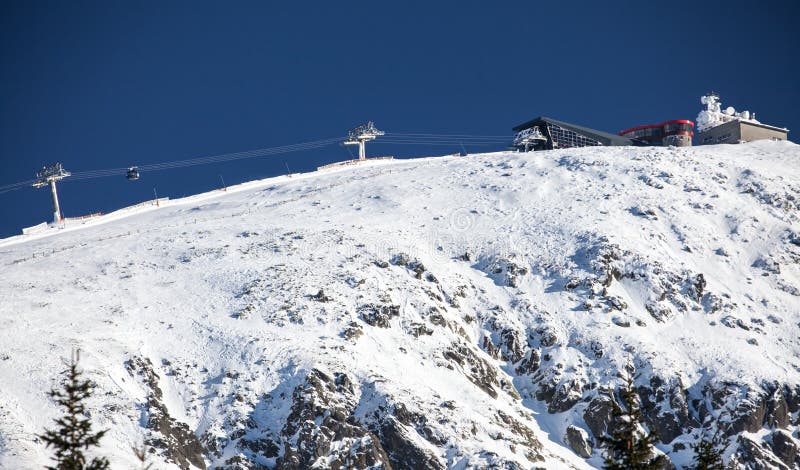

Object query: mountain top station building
[695,93,789,145]
[512,116,639,152]
[618,120,694,147]
[513,93,789,152]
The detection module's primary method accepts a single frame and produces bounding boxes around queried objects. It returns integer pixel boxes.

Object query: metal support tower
[32,163,71,224]
[343,121,384,160]
[513,126,547,152]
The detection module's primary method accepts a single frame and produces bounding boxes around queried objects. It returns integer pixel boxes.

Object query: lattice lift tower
[513,126,548,152]
[343,121,384,160]
[32,163,70,224]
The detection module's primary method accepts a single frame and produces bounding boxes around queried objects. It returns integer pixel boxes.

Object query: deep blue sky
[1,0,798,238]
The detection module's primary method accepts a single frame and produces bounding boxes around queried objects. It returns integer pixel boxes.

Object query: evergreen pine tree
[690,435,724,470]
[39,350,110,470]
[598,367,665,469]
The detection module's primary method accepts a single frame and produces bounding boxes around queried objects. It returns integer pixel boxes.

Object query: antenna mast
[32,163,70,224]
[343,121,384,160]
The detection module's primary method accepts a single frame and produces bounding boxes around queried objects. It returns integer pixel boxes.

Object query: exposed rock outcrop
[358,303,400,328]
[126,357,207,470]
[583,390,616,440]
[443,342,500,398]
[276,369,392,469]
[768,430,800,469]
[637,376,692,444]
[564,425,592,458]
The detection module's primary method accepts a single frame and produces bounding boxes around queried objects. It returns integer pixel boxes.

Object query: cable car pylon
[343,121,384,160]
[317,122,393,170]
[32,163,70,224]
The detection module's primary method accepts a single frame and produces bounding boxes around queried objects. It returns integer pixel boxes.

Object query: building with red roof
[618,120,694,147]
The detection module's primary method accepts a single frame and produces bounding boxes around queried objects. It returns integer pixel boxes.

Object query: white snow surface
[0,141,799,469]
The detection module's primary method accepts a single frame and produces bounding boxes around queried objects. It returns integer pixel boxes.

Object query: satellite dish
[724,106,735,115]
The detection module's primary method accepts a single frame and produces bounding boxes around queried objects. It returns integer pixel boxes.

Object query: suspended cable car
[126,167,140,181]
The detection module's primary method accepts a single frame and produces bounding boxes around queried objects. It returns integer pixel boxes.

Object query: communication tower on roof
[32,162,70,224]
[344,121,384,161]
[697,92,759,133]
[696,92,788,144]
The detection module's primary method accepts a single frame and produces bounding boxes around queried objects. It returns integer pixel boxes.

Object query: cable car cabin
[126,167,140,180]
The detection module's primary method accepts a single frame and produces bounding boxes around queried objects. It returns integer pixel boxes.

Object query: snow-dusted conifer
[39,350,109,470]
[599,366,665,469]
[690,435,725,470]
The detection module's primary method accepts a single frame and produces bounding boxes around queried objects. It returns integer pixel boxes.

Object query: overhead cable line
[383,137,509,141]
[63,137,342,183]
[0,180,37,195]
[378,132,510,146]
[385,132,509,139]
[0,130,514,195]
[377,136,510,146]
[380,138,509,143]
[376,141,505,146]
[0,137,341,193]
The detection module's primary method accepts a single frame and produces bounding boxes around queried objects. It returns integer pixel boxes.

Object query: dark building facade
[513,116,639,152]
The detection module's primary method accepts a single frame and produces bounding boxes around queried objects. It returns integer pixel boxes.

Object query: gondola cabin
[126,167,140,181]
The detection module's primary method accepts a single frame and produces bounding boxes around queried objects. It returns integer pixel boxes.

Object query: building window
[545,123,601,148]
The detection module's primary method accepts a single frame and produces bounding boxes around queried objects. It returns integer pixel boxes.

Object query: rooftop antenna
[343,121,384,160]
[32,162,70,224]
[701,91,721,113]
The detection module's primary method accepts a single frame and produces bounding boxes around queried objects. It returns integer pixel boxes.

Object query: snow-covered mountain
[1,141,799,469]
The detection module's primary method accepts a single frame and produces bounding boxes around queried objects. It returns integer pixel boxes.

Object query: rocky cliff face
[0,141,798,469]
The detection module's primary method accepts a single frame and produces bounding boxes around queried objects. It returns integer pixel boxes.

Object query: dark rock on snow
[564,425,592,458]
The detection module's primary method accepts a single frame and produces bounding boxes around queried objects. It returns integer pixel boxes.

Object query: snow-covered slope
[1,141,799,469]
